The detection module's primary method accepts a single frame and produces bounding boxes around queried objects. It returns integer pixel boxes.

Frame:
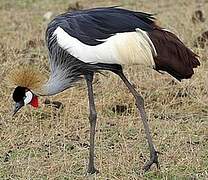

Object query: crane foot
[143,150,160,172]
[87,166,99,174]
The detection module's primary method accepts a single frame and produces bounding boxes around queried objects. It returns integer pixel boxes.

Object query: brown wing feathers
[148,28,200,81]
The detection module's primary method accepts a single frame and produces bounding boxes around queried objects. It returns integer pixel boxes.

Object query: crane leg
[117,71,159,172]
[85,73,99,174]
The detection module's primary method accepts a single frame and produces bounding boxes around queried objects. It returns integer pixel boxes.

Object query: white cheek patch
[24,91,33,105]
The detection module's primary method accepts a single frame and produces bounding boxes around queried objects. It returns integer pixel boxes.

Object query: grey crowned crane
[10,7,200,174]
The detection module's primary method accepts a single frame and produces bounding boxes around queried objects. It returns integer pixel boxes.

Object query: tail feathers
[148,29,200,81]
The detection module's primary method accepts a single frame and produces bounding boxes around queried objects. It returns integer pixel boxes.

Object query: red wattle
[30,96,39,108]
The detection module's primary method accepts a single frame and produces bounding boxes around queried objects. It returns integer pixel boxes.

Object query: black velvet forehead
[12,86,27,102]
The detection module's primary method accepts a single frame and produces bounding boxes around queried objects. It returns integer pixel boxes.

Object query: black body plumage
[46,7,199,85]
[45,7,157,92]
[46,7,155,46]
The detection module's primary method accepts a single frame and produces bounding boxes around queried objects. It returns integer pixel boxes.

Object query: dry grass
[0,0,208,179]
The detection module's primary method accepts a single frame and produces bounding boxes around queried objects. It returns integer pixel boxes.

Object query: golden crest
[7,65,46,91]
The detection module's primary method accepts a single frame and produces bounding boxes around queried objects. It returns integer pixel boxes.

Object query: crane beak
[13,101,24,116]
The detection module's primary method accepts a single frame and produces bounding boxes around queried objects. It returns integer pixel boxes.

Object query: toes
[87,167,99,174]
[143,150,160,172]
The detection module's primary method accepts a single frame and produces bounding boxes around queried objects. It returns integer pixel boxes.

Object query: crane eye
[24,91,33,105]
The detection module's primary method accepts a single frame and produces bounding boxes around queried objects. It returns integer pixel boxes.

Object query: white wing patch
[53,26,156,68]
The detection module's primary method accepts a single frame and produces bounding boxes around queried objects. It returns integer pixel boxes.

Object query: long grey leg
[85,73,99,174]
[117,71,159,172]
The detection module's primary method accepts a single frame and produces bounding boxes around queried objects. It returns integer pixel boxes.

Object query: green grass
[0,0,208,179]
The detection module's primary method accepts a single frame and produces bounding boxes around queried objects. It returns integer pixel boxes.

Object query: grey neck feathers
[40,37,83,96]
[41,64,81,96]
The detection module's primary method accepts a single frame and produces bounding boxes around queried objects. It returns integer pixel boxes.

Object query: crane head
[12,86,38,116]
[7,65,45,116]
